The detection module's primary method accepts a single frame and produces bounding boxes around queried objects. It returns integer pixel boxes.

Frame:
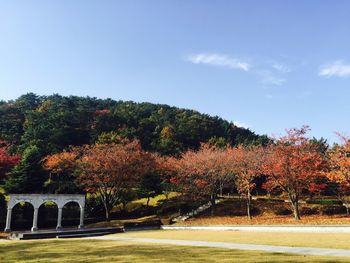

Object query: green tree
[4,145,47,193]
[137,172,162,207]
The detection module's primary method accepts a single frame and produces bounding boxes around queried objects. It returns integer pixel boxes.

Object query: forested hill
[0,93,269,155]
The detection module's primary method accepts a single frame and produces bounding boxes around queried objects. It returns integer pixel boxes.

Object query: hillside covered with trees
[0,93,268,194]
[0,93,268,154]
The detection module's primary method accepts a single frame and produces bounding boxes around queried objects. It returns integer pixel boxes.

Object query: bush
[272,206,293,216]
[306,199,342,205]
[321,205,347,215]
[300,206,319,215]
[124,219,161,228]
[85,196,105,218]
[256,197,284,203]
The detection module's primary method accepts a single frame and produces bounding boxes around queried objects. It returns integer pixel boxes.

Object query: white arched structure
[4,194,85,232]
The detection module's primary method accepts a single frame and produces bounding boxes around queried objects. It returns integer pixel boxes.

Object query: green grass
[132,192,179,206]
[114,230,350,250]
[113,192,179,212]
[0,238,349,262]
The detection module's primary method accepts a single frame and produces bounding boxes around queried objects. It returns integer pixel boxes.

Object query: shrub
[256,197,284,203]
[300,206,319,215]
[272,206,293,216]
[321,205,347,215]
[306,199,342,205]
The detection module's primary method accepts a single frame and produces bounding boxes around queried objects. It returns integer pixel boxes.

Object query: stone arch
[4,194,85,232]
[38,201,58,229]
[11,201,34,231]
[61,201,81,228]
[62,200,84,209]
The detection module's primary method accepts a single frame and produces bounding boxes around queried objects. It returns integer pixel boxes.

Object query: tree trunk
[104,205,111,222]
[289,194,301,220]
[210,195,216,216]
[146,196,150,207]
[246,191,252,220]
[343,201,350,216]
[219,181,223,196]
[102,196,111,222]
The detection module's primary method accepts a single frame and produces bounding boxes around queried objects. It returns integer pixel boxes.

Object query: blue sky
[1,1,350,143]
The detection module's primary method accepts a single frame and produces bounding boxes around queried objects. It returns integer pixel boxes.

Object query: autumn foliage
[38,125,350,222]
[227,145,265,219]
[326,133,350,213]
[166,144,233,214]
[0,141,20,181]
[43,149,81,193]
[262,126,328,220]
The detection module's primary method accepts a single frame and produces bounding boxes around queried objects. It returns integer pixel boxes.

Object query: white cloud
[319,61,350,78]
[234,121,251,129]
[187,53,250,71]
[272,63,290,73]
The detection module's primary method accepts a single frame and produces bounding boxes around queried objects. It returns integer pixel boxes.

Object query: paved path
[162,225,350,233]
[90,236,350,257]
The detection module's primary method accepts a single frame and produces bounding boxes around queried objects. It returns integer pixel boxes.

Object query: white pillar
[56,207,63,230]
[78,206,84,229]
[4,208,12,232]
[31,208,39,232]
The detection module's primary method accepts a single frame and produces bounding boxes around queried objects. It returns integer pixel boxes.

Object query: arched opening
[11,202,34,231]
[62,201,80,228]
[38,201,58,229]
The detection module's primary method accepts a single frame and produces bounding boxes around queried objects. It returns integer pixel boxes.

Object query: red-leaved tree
[227,145,265,219]
[263,126,328,220]
[171,143,232,215]
[0,141,20,181]
[78,140,155,221]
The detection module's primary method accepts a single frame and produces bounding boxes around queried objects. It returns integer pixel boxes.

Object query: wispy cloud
[272,63,290,73]
[187,53,250,71]
[319,61,350,78]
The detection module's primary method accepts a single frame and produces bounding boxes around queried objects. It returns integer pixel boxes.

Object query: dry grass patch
[182,214,350,225]
[182,198,350,225]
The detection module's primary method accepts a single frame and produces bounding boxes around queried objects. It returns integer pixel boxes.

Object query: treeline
[41,127,350,221]
[0,93,268,156]
[0,93,267,195]
[1,94,349,223]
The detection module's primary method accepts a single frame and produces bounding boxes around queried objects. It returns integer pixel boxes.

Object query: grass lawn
[113,230,350,250]
[0,238,349,263]
[112,192,180,213]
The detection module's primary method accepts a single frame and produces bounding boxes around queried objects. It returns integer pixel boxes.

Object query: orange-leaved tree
[327,133,350,214]
[263,126,328,220]
[172,143,233,215]
[43,149,82,193]
[227,145,265,219]
[78,140,155,221]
